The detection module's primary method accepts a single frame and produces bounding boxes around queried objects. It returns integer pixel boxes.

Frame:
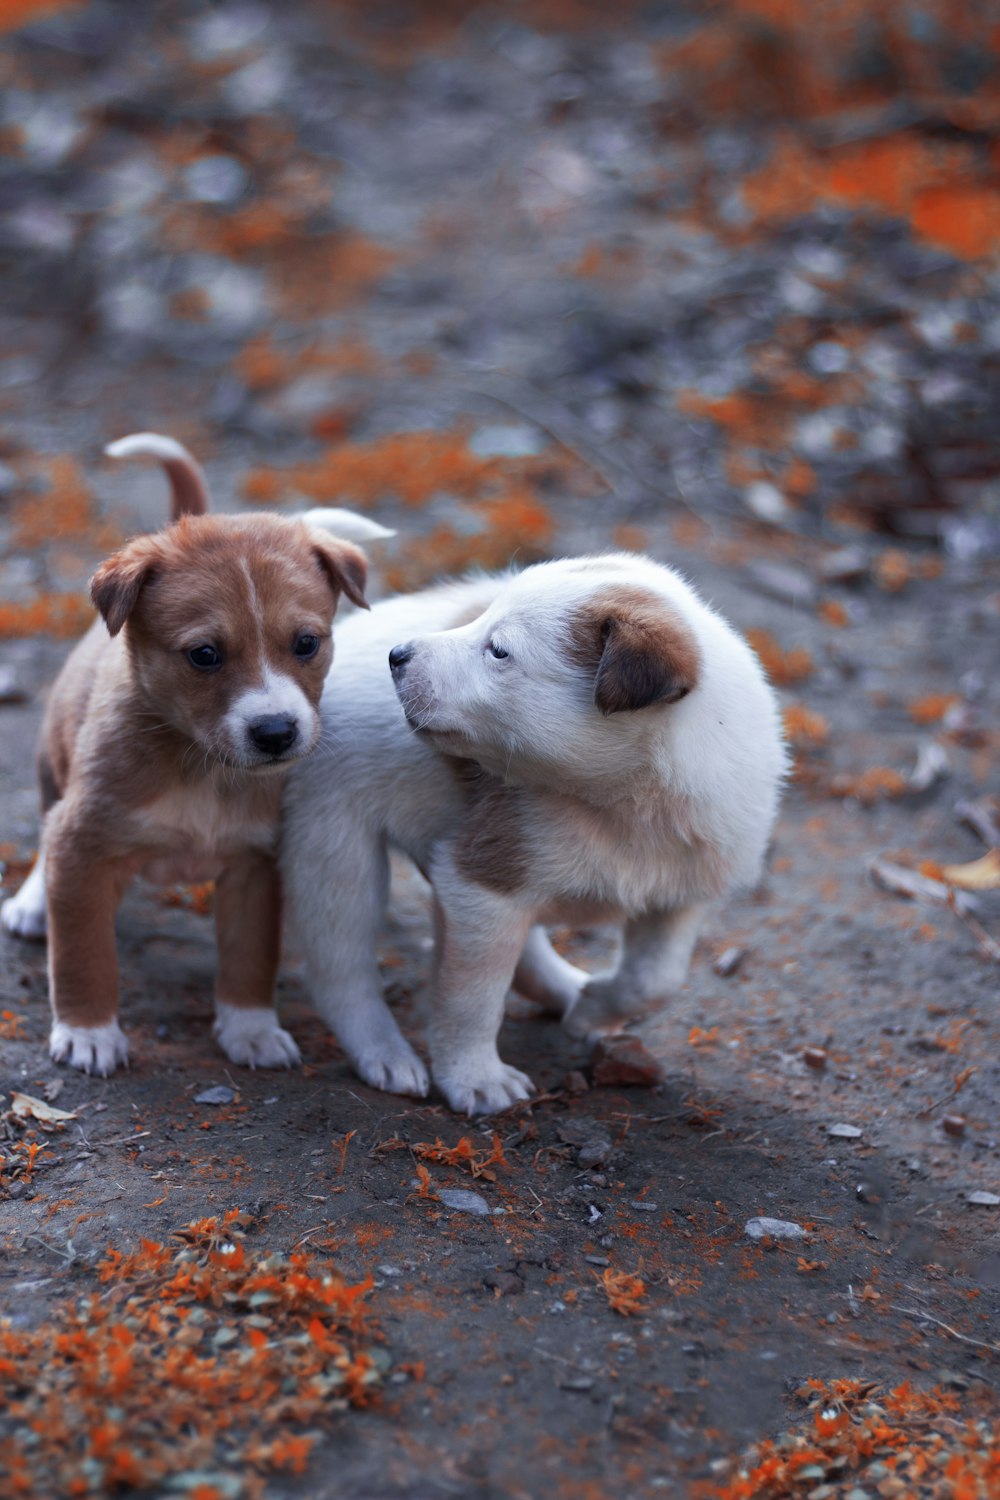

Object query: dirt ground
[1,2,999,1497]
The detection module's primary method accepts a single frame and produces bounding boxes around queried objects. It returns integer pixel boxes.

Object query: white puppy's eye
[488,641,509,660]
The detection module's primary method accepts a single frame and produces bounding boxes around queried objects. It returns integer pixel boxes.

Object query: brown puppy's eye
[293,634,320,659]
[187,644,222,671]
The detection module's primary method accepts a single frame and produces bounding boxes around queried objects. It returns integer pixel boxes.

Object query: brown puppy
[1,433,382,1075]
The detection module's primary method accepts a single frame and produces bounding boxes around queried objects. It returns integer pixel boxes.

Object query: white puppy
[282,553,786,1114]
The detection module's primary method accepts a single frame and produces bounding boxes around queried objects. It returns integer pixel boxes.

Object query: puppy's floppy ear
[311,535,370,610]
[90,536,161,637]
[572,586,701,716]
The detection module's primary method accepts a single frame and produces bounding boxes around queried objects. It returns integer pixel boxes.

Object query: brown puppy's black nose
[248,717,299,755]
[389,642,413,675]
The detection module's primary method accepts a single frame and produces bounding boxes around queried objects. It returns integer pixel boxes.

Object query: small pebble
[827,1123,862,1139]
[438,1188,491,1216]
[483,1269,523,1296]
[803,1047,827,1071]
[745,1216,806,1241]
[966,1190,1000,1207]
[941,1114,966,1137]
[194,1085,235,1106]
[590,1035,665,1089]
[713,946,746,978]
[0,667,27,704]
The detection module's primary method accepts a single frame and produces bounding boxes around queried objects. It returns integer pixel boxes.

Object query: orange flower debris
[702,1376,1000,1500]
[782,704,829,749]
[0,1211,387,1496]
[0,1009,25,1039]
[828,766,906,805]
[0,590,93,640]
[745,629,814,686]
[600,1267,647,1317]
[12,456,120,552]
[383,1131,509,1183]
[908,693,960,725]
[0,0,79,35]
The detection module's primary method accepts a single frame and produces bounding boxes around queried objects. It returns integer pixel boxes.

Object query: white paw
[2,869,47,940]
[434,1053,535,1116]
[213,1003,301,1069]
[353,1038,430,1098]
[50,1019,129,1075]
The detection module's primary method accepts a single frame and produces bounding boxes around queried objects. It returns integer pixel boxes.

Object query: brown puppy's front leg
[212,852,301,1068]
[45,806,130,1075]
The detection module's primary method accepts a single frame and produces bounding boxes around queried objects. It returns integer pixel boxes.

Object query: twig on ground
[890,1304,1000,1357]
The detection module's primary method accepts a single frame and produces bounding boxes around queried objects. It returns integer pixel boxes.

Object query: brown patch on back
[567,584,701,716]
[450,761,530,894]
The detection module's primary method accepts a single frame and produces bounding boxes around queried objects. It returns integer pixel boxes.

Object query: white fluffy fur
[213,1001,301,1069]
[49,1018,129,1075]
[283,553,787,1115]
[1,851,48,939]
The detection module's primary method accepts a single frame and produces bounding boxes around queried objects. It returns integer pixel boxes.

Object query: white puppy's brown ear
[573,586,701,716]
[90,536,162,637]
[311,535,370,610]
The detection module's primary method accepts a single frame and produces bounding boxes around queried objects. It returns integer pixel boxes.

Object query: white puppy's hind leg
[1,850,48,940]
[287,826,429,1097]
[564,902,708,1040]
[513,926,587,1017]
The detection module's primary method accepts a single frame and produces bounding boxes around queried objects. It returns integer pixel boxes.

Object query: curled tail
[105,432,209,518]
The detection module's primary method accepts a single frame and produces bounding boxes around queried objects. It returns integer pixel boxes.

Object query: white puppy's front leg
[285,818,429,1098]
[429,852,535,1115]
[563,901,708,1040]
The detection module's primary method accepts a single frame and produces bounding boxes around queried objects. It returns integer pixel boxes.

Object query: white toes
[213,1003,301,1069]
[354,1042,430,1098]
[50,1019,129,1075]
[434,1056,535,1116]
[1,864,48,941]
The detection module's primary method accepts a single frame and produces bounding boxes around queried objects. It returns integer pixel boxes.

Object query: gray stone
[438,1188,491,1216]
[744,1217,806,1241]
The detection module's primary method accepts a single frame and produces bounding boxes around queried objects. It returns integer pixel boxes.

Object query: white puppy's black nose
[248,716,299,756]
[389,643,413,676]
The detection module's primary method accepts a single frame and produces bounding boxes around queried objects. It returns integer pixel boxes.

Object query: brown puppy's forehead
[135,519,334,648]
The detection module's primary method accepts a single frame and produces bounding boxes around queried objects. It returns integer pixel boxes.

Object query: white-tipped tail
[105,431,209,518]
[301,507,395,544]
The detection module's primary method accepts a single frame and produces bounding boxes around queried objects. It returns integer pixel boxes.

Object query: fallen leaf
[869,858,978,913]
[940,849,1000,892]
[9,1092,78,1125]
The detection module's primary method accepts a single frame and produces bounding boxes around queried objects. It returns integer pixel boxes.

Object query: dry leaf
[940,848,1000,892]
[869,858,978,913]
[9,1091,78,1125]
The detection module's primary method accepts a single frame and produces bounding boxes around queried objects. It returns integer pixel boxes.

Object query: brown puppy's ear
[90,537,161,637]
[573,587,701,716]
[312,536,369,610]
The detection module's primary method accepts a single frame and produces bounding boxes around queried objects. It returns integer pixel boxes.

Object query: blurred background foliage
[0,0,997,622]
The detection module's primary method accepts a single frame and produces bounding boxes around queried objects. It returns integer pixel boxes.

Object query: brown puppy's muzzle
[247,716,300,758]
